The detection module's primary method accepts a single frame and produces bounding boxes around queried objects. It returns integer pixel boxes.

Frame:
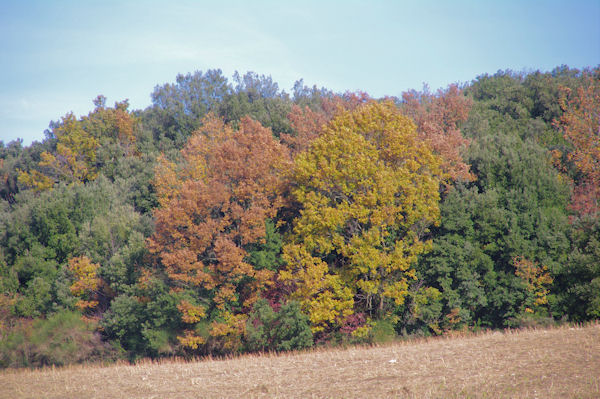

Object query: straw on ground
[1,322,598,399]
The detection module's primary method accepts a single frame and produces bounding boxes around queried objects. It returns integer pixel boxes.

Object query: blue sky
[1,0,599,145]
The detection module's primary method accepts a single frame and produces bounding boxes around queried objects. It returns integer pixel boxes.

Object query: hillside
[1,323,598,399]
[1,67,599,366]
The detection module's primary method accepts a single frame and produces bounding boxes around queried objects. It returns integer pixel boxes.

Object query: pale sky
[1,0,599,145]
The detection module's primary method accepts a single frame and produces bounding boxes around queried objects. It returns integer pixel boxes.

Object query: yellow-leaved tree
[513,256,553,315]
[67,255,102,317]
[19,113,99,191]
[280,101,444,334]
[18,97,137,191]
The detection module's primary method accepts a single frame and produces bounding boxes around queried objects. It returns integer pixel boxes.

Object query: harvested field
[1,323,599,399]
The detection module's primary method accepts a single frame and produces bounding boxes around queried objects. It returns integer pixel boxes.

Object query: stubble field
[1,323,599,399]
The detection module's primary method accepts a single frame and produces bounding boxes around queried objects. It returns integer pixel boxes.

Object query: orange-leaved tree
[280,101,444,334]
[282,92,369,157]
[147,114,290,352]
[554,73,600,218]
[401,84,474,182]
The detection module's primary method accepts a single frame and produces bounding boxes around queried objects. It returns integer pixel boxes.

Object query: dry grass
[1,323,599,399]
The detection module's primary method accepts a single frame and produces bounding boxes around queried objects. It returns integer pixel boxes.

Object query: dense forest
[1,66,598,367]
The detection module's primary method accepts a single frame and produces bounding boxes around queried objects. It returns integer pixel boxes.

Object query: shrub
[0,311,121,368]
[506,313,556,329]
[371,319,397,344]
[245,299,313,352]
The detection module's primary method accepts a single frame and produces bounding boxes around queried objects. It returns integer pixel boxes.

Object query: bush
[0,311,121,368]
[101,291,180,359]
[339,313,372,344]
[506,313,556,329]
[245,299,313,352]
[0,320,30,368]
[371,319,397,344]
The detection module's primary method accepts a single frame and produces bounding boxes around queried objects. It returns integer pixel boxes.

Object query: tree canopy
[280,101,443,334]
[1,66,599,366]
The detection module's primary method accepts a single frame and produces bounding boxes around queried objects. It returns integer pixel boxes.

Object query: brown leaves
[148,113,289,324]
[401,85,474,182]
[281,92,369,157]
[554,73,600,218]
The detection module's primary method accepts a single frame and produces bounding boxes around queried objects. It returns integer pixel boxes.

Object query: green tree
[0,310,119,368]
[0,177,150,320]
[144,69,231,149]
[101,280,181,360]
[419,134,571,328]
[219,71,293,137]
[245,299,313,352]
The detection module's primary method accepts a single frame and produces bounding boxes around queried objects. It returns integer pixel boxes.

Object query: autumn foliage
[513,256,553,314]
[401,85,474,182]
[18,113,100,191]
[280,101,443,333]
[554,74,600,218]
[68,256,102,313]
[4,67,600,366]
[147,114,290,350]
[18,98,137,191]
[282,92,369,156]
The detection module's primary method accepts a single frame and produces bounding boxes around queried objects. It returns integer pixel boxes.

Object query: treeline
[0,67,598,367]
